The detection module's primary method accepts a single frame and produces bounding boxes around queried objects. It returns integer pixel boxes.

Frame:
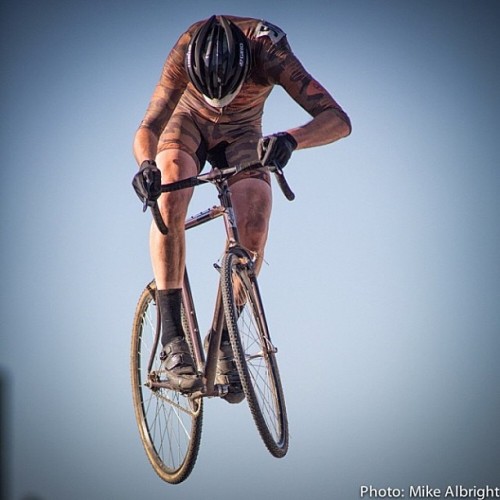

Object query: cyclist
[132,15,351,401]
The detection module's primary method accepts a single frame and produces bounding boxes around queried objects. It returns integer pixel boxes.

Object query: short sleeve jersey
[139,16,348,136]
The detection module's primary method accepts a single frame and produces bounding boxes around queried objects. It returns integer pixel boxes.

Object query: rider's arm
[262,32,351,150]
[133,31,191,165]
[287,107,350,150]
[133,84,185,164]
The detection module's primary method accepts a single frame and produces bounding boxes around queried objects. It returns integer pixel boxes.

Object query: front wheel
[221,251,289,457]
[130,281,203,484]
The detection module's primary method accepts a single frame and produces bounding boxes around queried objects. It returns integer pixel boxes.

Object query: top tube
[150,162,295,236]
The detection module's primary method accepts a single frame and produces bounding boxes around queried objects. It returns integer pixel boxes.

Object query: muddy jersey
[139,16,350,170]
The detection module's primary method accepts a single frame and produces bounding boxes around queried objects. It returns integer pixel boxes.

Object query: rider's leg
[214,175,272,403]
[152,148,198,346]
[150,148,197,291]
[151,148,201,388]
[204,176,271,348]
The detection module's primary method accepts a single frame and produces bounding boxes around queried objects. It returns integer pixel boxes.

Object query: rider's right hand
[132,160,162,210]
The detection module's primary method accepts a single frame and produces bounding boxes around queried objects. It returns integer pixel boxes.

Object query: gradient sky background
[1,1,499,499]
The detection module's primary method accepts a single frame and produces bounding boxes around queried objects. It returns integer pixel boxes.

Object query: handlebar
[160,162,294,199]
[149,162,295,235]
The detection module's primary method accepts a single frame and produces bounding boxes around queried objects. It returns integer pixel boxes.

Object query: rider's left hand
[257,132,297,169]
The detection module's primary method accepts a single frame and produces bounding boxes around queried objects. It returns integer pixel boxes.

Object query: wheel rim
[131,284,202,483]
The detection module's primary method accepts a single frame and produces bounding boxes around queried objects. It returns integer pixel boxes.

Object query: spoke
[248,362,280,433]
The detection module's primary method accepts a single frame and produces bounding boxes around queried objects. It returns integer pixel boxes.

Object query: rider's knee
[157,194,188,230]
[240,217,269,251]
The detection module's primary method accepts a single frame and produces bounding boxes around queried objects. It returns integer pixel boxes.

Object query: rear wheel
[130,281,203,484]
[221,252,289,457]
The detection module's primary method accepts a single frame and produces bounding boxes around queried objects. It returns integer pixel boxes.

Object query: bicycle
[130,162,295,484]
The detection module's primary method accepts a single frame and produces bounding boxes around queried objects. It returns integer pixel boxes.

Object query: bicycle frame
[146,172,261,398]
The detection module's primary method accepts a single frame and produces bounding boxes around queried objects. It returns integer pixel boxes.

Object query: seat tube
[218,180,240,246]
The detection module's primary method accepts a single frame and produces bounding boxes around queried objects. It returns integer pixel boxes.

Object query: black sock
[221,326,230,344]
[157,288,183,347]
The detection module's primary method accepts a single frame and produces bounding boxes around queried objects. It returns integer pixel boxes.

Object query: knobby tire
[220,251,289,457]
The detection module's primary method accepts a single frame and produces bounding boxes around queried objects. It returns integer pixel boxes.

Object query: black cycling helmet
[185,15,250,107]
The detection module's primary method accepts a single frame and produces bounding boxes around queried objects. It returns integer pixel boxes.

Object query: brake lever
[143,175,161,212]
[271,163,295,201]
[150,203,169,235]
